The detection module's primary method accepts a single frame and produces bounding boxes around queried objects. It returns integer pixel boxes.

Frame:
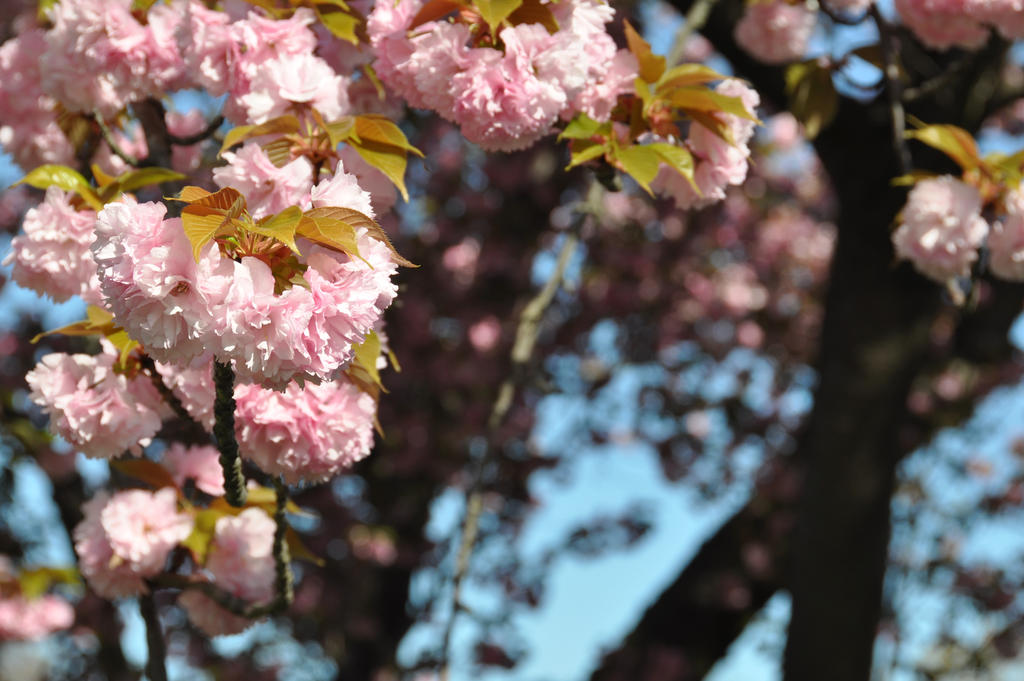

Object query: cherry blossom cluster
[651,79,761,209]
[733,0,817,65]
[894,0,1024,50]
[893,176,1024,284]
[367,0,637,151]
[0,558,75,641]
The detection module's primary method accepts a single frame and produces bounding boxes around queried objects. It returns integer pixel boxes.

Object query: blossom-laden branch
[437,181,600,681]
[213,361,247,507]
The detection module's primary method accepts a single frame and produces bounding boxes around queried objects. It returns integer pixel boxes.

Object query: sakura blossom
[892,175,989,282]
[651,79,761,209]
[212,143,315,220]
[733,0,816,65]
[4,186,101,304]
[179,508,276,636]
[162,443,225,496]
[234,377,377,484]
[367,0,634,151]
[74,489,193,599]
[0,595,74,641]
[26,351,167,459]
[893,0,990,50]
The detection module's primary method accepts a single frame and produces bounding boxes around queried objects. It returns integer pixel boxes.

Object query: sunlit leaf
[181,210,231,261]
[350,140,412,202]
[18,567,80,599]
[648,143,696,191]
[306,206,417,266]
[559,114,605,141]
[669,87,760,122]
[32,305,122,344]
[353,115,424,157]
[296,215,364,261]
[656,63,726,92]
[17,164,103,210]
[219,115,301,155]
[624,21,665,83]
[566,141,608,169]
[251,206,303,254]
[905,122,981,172]
[613,145,663,195]
[182,509,223,564]
[316,5,360,43]
[323,116,356,149]
[474,0,523,35]
[352,330,383,390]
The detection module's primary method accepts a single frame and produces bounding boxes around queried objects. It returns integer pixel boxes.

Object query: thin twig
[437,182,600,681]
[213,361,247,507]
[139,354,199,426]
[139,592,168,681]
[872,6,912,175]
[818,1,870,26]
[667,0,719,67]
[93,112,140,168]
[167,115,224,146]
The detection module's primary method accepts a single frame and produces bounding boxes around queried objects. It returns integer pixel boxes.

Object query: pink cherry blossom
[4,187,101,304]
[74,489,193,598]
[41,0,186,116]
[213,143,315,220]
[894,0,989,50]
[26,351,167,459]
[892,176,989,282]
[179,508,276,636]
[92,196,219,364]
[0,595,74,641]
[652,79,760,209]
[734,0,816,65]
[0,29,74,170]
[235,377,377,483]
[162,443,225,496]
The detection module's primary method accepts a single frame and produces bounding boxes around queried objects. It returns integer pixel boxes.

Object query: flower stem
[213,361,247,507]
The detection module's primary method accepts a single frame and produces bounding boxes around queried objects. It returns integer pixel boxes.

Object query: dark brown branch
[213,361,247,507]
[140,592,168,681]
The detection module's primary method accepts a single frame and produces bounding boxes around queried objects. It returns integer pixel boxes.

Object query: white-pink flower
[894,0,989,50]
[74,489,192,598]
[4,187,101,304]
[734,0,816,65]
[179,508,275,636]
[213,143,314,220]
[235,376,377,483]
[0,595,74,641]
[0,29,74,170]
[892,175,989,282]
[26,351,167,458]
[162,443,224,496]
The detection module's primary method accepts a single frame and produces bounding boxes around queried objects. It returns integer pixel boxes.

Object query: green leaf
[784,61,837,140]
[323,116,356,149]
[353,115,424,157]
[687,109,736,145]
[115,167,186,193]
[316,5,360,44]
[624,21,665,84]
[296,215,364,261]
[648,143,696,191]
[891,170,939,186]
[656,63,727,92]
[613,145,662,195]
[181,210,231,261]
[353,330,383,390]
[251,206,303,254]
[182,509,223,564]
[306,206,417,267]
[905,122,981,172]
[110,459,180,490]
[18,567,80,599]
[669,87,759,122]
[219,115,301,155]
[474,0,523,35]
[409,0,463,29]
[566,141,608,169]
[17,164,103,210]
[32,305,121,344]
[350,140,412,202]
[262,138,296,168]
[559,113,605,141]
